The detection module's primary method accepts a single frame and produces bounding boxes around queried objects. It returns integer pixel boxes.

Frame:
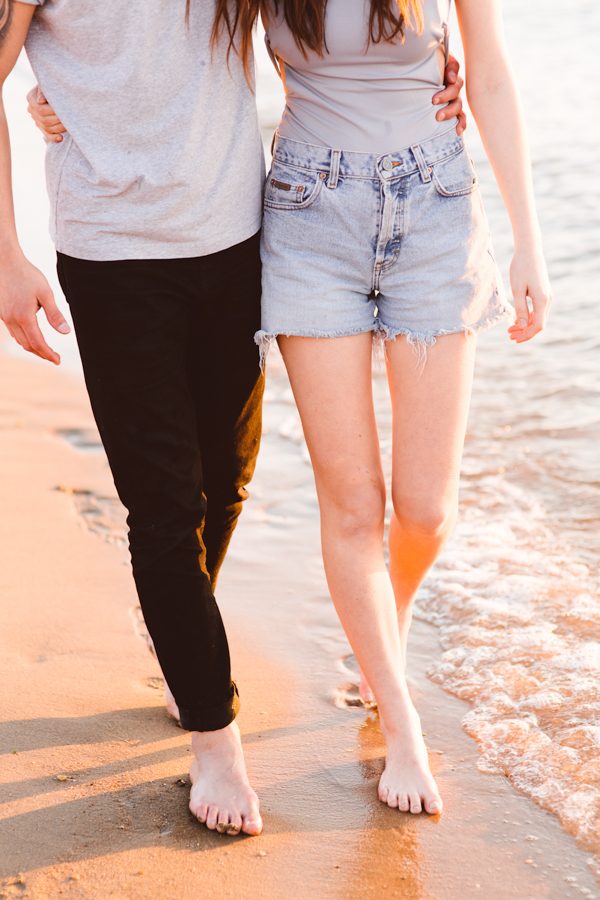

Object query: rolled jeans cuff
[177,682,240,732]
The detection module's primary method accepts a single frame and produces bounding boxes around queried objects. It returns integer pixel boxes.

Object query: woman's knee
[392,492,457,538]
[321,481,386,539]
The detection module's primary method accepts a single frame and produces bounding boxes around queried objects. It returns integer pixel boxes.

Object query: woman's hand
[508,246,552,343]
[26,86,66,142]
[433,55,467,136]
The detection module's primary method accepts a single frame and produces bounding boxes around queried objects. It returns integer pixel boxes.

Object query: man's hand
[0,254,71,365]
[433,55,467,136]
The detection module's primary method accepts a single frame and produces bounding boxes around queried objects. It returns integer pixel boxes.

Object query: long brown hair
[188,1,423,78]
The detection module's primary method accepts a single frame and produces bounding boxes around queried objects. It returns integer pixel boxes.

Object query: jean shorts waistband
[271,125,465,182]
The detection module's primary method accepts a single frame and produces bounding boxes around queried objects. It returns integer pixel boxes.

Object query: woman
[254,0,550,817]
[31,0,551,820]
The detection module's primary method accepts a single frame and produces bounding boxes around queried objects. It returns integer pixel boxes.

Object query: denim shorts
[256,127,511,363]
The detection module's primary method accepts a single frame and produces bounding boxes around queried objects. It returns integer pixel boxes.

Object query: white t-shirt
[22,0,265,260]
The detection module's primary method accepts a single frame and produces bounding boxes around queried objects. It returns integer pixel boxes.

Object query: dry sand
[1,341,598,900]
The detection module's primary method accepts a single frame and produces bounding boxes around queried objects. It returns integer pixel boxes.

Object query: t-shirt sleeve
[16,0,46,6]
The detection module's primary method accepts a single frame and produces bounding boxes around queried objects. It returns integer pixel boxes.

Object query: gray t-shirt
[266,0,454,154]
[21,0,265,261]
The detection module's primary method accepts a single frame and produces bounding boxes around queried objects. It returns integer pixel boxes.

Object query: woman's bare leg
[279,333,441,815]
[385,332,477,660]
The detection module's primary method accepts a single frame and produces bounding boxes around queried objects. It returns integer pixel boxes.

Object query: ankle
[191,721,238,752]
[379,697,420,736]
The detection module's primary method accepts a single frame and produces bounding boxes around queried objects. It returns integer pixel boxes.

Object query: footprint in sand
[334,653,378,710]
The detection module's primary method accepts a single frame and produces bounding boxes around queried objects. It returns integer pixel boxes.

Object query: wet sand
[0,342,598,900]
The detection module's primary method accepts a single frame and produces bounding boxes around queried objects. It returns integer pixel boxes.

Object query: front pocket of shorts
[264,162,325,211]
[431,150,478,197]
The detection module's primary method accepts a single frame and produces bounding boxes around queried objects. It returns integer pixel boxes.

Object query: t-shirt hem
[53,216,263,262]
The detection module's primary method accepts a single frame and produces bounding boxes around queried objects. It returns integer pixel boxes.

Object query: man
[0,0,465,837]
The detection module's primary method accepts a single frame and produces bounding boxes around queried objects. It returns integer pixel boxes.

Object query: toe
[409,792,422,815]
[192,802,208,823]
[378,783,389,804]
[206,805,220,830]
[242,814,263,836]
[425,796,443,815]
[216,809,231,834]
[398,794,410,813]
[386,792,399,809]
[227,813,243,836]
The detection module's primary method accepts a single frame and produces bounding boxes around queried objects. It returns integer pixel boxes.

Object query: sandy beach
[1,342,598,900]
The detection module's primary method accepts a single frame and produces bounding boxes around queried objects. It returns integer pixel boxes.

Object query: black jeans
[57,233,264,731]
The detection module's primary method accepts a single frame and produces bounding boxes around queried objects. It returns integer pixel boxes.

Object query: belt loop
[411,144,432,183]
[328,149,341,189]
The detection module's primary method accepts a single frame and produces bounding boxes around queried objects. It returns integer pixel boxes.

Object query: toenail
[226,824,241,835]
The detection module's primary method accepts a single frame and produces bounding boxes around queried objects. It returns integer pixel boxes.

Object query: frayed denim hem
[377,305,513,370]
[254,325,380,370]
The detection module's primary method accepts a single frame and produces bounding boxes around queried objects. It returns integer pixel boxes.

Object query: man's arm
[0,1,70,366]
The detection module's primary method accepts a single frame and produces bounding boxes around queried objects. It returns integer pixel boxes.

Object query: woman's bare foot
[378,698,443,816]
[189,721,262,836]
[359,669,377,707]
[164,683,180,722]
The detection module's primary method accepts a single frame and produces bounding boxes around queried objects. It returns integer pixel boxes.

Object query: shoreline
[1,342,598,900]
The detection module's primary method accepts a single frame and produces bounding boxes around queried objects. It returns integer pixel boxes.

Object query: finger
[32,114,61,128]
[456,111,467,135]
[508,310,534,334]
[7,323,33,354]
[511,292,549,342]
[36,86,47,104]
[27,99,58,120]
[446,55,461,78]
[36,102,59,119]
[434,76,464,106]
[46,123,67,135]
[443,61,458,85]
[19,316,60,365]
[32,117,62,140]
[38,285,71,335]
[512,290,530,330]
[437,98,463,122]
[510,323,543,344]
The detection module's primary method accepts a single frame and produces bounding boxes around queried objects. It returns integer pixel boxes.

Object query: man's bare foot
[164,683,180,722]
[189,721,262,836]
[378,698,443,816]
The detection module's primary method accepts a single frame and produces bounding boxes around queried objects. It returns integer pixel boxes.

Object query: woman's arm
[456,0,551,342]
